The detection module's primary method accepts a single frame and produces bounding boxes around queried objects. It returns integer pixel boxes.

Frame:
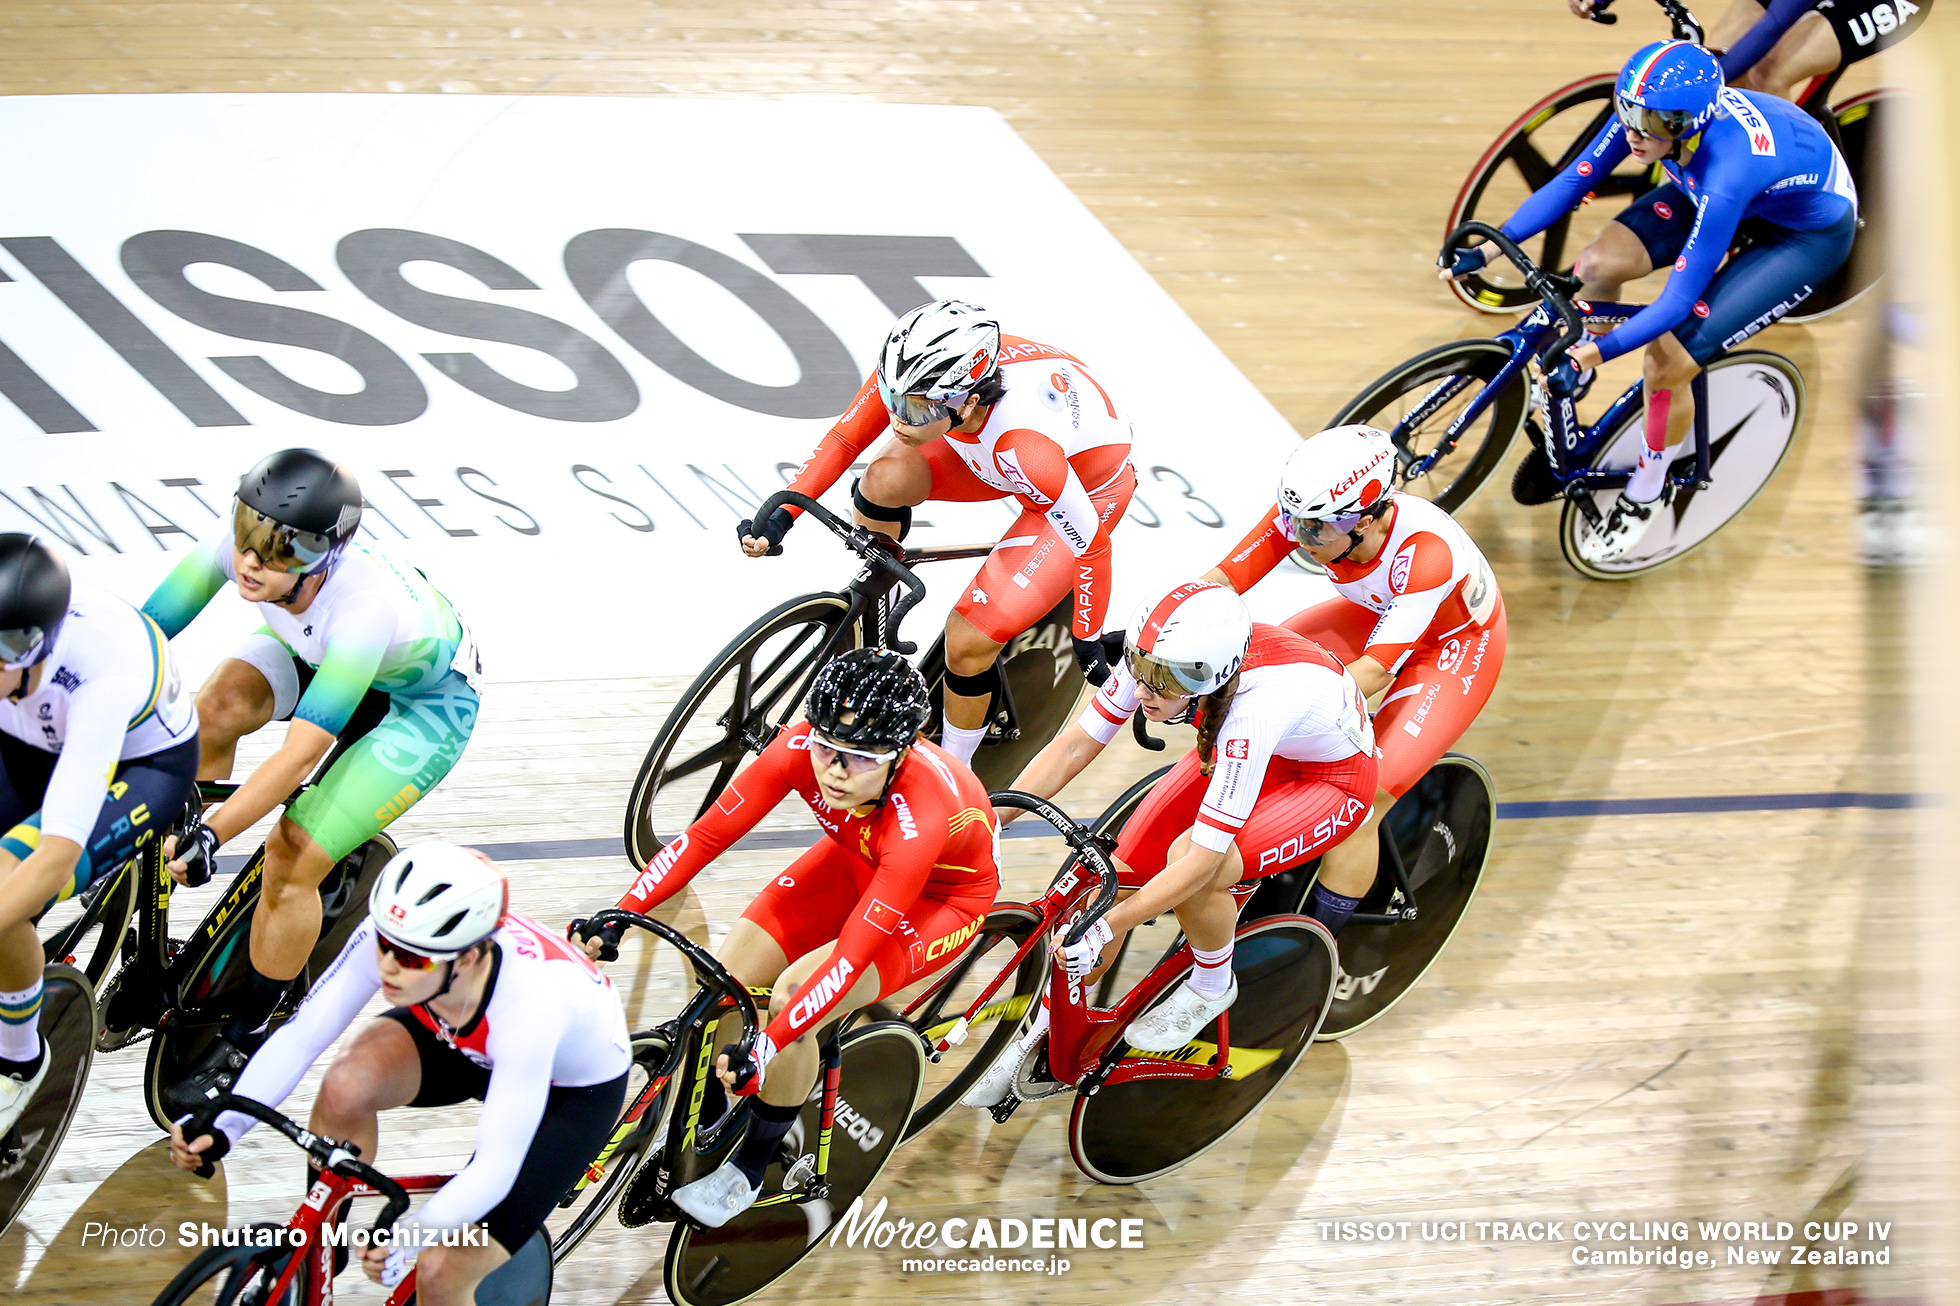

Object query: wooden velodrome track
[2,3,1945,1305]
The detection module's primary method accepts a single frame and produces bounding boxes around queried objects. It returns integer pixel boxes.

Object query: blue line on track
[212,789,1915,874]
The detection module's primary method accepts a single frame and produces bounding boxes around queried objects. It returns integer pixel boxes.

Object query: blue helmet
[1615,40,1723,140]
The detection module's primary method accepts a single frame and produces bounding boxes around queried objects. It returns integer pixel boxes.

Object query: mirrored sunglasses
[0,627,47,670]
[1281,508,1371,547]
[876,378,964,429]
[1613,96,1691,140]
[376,934,445,971]
[1123,646,1200,699]
[232,499,338,574]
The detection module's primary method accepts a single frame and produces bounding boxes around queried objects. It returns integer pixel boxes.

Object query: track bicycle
[38,761,396,1131]
[551,908,923,1306]
[623,489,1106,867]
[1445,0,1893,320]
[154,1092,555,1306]
[0,962,91,1237]
[897,791,1338,1185]
[1334,221,1806,578]
[1083,753,1496,1043]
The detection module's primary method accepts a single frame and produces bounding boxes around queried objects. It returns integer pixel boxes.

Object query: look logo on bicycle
[739,300,1137,762]
[580,648,1000,1228]
[1443,38,1857,562]
[1207,424,1506,932]
[169,845,630,1306]
[141,449,484,1110]
[0,535,198,1138]
[965,580,1378,1110]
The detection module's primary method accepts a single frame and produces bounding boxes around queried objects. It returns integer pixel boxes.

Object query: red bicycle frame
[244,1164,451,1305]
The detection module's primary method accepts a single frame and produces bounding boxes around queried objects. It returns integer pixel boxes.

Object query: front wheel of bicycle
[548,1027,674,1263]
[895,904,1045,1142]
[1331,338,1528,512]
[624,593,856,867]
[41,856,136,990]
[1560,351,1805,580]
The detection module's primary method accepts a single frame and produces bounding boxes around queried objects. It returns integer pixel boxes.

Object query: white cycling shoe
[960,1039,1023,1109]
[670,1159,762,1229]
[1578,491,1662,565]
[0,1039,50,1136]
[1124,977,1238,1053]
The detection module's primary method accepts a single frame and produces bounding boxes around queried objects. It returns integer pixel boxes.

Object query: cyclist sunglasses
[0,626,48,669]
[375,934,447,971]
[1613,96,1692,140]
[1281,508,1372,547]
[232,499,338,574]
[876,377,967,429]
[809,732,900,775]
[1123,646,1202,699]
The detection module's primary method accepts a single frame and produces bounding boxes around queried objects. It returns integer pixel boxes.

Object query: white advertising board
[0,94,1329,681]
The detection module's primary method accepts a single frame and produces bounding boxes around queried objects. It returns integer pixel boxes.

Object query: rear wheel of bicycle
[1446,74,1658,313]
[894,905,1045,1142]
[664,1021,924,1306]
[625,593,855,868]
[147,1228,302,1306]
[1318,754,1494,1040]
[548,1027,675,1262]
[1068,916,1335,1185]
[0,964,94,1238]
[143,836,394,1132]
[40,856,136,990]
[1560,350,1805,580]
[1786,90,1892,323]
[921,593,1086,792]
[1330,338,1529,513]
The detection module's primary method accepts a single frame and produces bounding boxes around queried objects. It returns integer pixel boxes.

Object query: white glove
[1054,918,1115,981]
[380,1245,413,1288]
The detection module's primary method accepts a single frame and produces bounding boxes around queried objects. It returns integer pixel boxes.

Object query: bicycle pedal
[782,1152,817,1191]
[987,1095,1022,1125]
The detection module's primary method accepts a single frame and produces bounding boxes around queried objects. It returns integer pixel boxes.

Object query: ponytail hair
[1194,671,1242,777]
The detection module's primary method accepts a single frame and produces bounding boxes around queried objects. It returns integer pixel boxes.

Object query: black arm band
[852,477,913,539]
[943,664,1002,699]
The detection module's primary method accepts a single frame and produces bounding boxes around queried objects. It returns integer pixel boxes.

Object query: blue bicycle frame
[1412,222,1713,522]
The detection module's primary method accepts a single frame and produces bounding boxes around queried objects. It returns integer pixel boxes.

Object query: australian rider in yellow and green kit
[141,448,482,1112]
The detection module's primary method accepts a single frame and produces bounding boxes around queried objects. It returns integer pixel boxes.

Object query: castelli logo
[1050,371,1070,392]
[1654,201,1672,219]
[1674,256,1686,272]
[1576,161,1593,177]
[1693,301,1709,318]
[967,351,991,381]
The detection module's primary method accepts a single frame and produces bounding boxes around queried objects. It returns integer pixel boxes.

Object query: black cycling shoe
[164,1035,253,1117]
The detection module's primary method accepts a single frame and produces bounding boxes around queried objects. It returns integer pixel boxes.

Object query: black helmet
[806,648,931,754]
[0,534,71,670]
[233,448,362,575]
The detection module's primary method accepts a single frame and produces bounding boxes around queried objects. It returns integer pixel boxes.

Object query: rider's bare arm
[184,718,333,858]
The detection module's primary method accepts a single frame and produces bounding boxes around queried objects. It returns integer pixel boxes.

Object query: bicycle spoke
[1504,138,1556,190]
[659,737,740,789]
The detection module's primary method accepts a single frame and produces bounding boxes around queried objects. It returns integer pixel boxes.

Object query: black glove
[1439,244,1489,279]
[568,916,623,963]
[177,821,220,888]
[177,1109,233,1178]
[736,507,794,556]
[1072,634,1120,687]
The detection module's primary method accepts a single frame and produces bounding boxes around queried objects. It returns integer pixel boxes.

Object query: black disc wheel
[144,837,394,1133]
[1786,90,1892,322]
[0,965,94,1238]
[1317,754,1494,1040]
[922,593,1085,792]
[1445,74,1659,313]
[1559,351,1805,580]
[40,857,136,990]
[548,1027,674,1262]
[625,594,855,868]
[1068,917,1335,1185]
[893,905,1045,1142]
[664,1022,924,1306]
[1330,338,1529,513]
[146,1227,302,1305]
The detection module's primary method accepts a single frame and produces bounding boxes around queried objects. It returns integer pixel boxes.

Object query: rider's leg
[309,1016,425,1167]
[193,654,281,782]
[1706,0,1768,49]
[1632,333,1701,502]
[413,1242,510,1306]
[1732,14,1841,98]
[855,442,933,543]
[1574,222,1658,302]
[941,613,1006,761]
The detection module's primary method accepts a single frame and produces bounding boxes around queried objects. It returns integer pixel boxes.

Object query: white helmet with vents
[370,842,508,960]
[1277,424,1399,527]
[877,300,1001,409]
